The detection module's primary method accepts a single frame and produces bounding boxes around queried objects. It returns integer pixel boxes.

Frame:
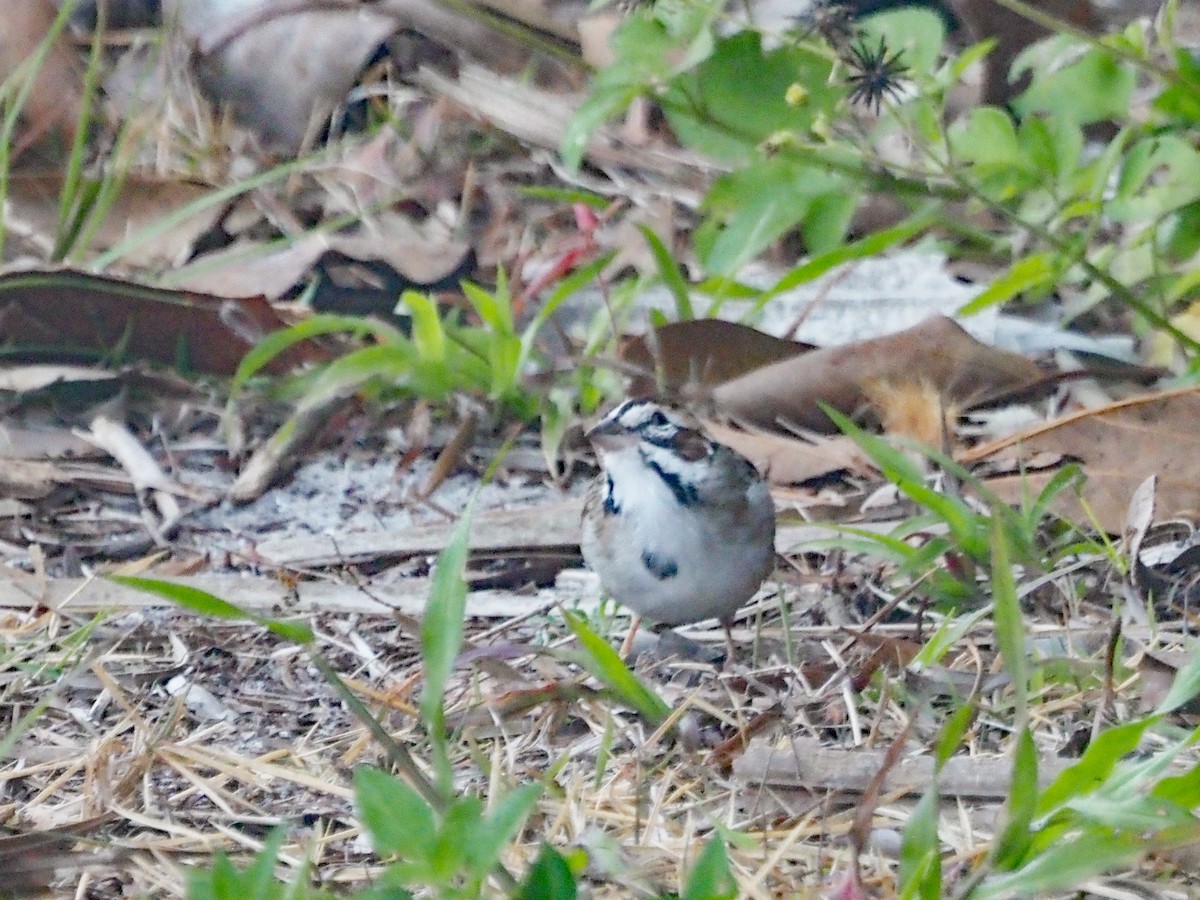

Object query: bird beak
[586,418,637,452]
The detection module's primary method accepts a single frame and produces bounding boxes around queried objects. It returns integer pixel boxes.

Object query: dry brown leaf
[6,173,224,269]
[178,0,396,152]
[171,218,471,301]
[702,421,865,486]
[621,319,812,396]
[0,0,83,161]
[713,315,1043,433]
[0,269,325,376]
[1137,649,1200,716]
[968,386,1200,533]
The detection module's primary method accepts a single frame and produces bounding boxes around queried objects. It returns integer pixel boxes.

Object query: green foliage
[353,768,542,898]
[234,260,606,448]
[681,836,737,900]
[109,575,314,643]
[518,844,579,899]
[566,0,1200,354]
[895,673,1200,898]
[815,407,1087,607]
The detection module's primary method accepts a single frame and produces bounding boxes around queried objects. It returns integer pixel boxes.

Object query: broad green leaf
[858,7,946,76]
[354,767,436,860]
[949,107,1023,170]
[1108,135,1200,222]
[1035,718,1155,817]
[1067,792,1196,831]
[1013,38,1136,126]
[1153,756,1200,808]
[519,844,578,900]
[420,508,473,736]
[682,836,737,900]
[973,831,1144,900]
[429,796,481,880]
[662,34,840,163]
[1153,48,1200,122]
[110,576,313,644]
[400,291,445,362]
[699,157,851,274]
[466,783,544,878]
[800,189,857,257]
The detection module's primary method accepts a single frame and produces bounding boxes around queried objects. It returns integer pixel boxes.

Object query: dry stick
[1092,616,1122,746]
[834,566,940,659]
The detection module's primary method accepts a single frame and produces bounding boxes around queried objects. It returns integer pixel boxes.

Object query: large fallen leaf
[0,0,82,160]
[703,421,867,486]
[0,269,322,375]
[177,0,396,152]
[6,174,223,269]
[966,386,1200,533]
[620,319,812,395]
[713,315,1043,432]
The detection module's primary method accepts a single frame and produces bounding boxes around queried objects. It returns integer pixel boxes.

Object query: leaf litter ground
[3,413,1200,897]
[3,4,1200,896]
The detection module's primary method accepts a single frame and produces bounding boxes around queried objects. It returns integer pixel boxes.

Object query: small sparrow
[581,399,776,650]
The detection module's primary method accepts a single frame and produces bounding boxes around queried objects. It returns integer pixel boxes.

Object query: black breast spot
[641,550,678,580]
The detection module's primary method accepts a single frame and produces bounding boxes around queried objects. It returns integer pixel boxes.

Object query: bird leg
[619,614,643,659]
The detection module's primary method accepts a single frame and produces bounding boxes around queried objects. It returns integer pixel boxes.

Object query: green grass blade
[562,610,670,723]
[109,575,313,643]
[640,225,694,319]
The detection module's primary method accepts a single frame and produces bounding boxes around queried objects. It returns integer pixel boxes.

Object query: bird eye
[648,411,669,428]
